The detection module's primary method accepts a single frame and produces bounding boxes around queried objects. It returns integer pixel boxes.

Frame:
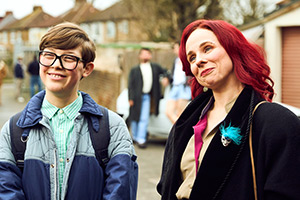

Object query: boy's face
[39,47,94,100]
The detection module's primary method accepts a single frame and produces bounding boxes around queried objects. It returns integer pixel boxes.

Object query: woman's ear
[82,62,94,78]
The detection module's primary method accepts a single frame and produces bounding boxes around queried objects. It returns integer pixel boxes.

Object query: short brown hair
[39,22,96,63]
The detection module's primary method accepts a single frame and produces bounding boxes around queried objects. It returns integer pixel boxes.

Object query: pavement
[0,82,28,128]
[0,82,167,200]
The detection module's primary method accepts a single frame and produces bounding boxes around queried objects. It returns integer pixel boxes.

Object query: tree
[122,0,224,41]
[99,0,275,42]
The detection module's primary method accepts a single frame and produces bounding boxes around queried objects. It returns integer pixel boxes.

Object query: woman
[157,19,300,200]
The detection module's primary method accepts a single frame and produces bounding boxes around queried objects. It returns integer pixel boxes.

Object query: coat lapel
[190,87,253,199]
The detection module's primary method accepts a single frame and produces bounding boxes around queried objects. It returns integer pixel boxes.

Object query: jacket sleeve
[0,122,25,200]
[103,111,138,200]
[128,68,135,101]
[253,103,300,200]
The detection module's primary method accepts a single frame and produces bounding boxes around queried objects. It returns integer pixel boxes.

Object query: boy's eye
[43,52,55,58]
[63,55,77,62]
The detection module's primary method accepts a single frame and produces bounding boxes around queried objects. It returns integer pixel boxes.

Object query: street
[0,82,166,200]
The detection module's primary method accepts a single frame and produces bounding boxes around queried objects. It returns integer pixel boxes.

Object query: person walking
[128,48,168,148]
[0,22,138,200]
[0,60,8,106]
[165,42,191,124]
[27,55,42,97]
[14,55,25,102]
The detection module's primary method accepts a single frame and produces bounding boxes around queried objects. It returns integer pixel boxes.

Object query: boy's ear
[82,62,94,78]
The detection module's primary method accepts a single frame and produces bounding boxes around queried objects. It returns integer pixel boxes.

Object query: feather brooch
[220,123,242,147]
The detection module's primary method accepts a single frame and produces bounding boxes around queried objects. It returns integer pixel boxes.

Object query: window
[107,21,116,38]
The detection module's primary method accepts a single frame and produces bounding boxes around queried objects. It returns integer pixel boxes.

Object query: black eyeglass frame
[39,51,86,71]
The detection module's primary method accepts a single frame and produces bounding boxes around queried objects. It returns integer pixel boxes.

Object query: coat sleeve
[103,111,138,200]
[0,121,25,200]
[253,103,300,200]
[128,68,135,101]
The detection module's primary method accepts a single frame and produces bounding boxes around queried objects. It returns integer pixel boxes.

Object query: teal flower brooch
[220,123,242,147]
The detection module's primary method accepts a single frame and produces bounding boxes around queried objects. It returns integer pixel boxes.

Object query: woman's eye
[204,46,213,53]
[188,55,196,63]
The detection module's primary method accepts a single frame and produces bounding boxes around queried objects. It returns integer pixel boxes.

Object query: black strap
[9,112,26,170]
[87,106,110,168]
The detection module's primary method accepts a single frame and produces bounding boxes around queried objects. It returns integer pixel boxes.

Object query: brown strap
[249,101,267,200]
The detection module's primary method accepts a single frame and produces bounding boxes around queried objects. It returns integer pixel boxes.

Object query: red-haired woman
[157,19,300,200]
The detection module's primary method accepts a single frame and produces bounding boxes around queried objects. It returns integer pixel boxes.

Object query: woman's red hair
[179,19,274,101]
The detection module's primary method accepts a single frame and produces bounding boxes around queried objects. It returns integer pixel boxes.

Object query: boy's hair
[39,22,96,63]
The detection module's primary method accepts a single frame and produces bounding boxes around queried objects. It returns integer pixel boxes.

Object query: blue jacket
[0,90,138,200]
[14,63,24,79]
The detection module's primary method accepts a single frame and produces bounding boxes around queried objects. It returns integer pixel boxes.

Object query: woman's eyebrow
[187,40,215,56]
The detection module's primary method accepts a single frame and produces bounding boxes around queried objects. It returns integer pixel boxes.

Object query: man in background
[27,55,42,97]
[128,48,168,148]
[14,56,25,102]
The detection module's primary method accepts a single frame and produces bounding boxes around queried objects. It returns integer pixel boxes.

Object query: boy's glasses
[39,51,85,71]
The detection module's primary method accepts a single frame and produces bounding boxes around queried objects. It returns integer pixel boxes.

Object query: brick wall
[79,69,121,112]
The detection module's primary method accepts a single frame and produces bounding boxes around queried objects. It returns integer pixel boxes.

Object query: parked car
[116,86,173,139]
[116,87,300,139]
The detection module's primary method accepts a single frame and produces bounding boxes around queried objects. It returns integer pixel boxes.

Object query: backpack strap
[87,106,110,169]
[9,112,26,170]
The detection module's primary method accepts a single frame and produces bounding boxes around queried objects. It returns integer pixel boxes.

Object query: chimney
[33,6,43,12]
[5,11,13,17]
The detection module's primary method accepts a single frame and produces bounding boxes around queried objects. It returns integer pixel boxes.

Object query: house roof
[1,6,59,31]
[0,11,17,30]
[57,1,102,24]
[239,0,300,31]
[91,1,136,22]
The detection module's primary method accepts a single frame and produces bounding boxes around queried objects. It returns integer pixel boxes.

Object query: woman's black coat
[157,87,300,200]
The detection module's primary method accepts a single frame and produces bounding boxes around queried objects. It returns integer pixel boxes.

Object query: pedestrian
[165,41,191,124]
[128,48,168,148]
[0,60,8,106]
[157,19,300,200]
[14,55,25,102]
[0,22,138,200]
[27,55,42,97]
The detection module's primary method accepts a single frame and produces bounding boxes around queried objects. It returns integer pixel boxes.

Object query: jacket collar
[17,90,103,132]
[190,87,260,199]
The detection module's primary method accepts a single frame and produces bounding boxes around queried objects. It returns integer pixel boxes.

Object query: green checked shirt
[41,92,83,194]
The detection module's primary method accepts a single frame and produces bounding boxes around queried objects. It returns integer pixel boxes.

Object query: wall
[264,6,300,102]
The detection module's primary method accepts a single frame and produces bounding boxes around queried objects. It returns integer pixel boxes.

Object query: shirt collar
[41,92,83,120]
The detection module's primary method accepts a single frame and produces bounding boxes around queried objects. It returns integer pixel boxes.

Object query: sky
[0,0,120,19]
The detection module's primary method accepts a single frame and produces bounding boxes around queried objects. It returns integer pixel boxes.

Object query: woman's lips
[201,68,214,77]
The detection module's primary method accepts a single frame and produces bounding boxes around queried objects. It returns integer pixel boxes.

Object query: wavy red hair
[179,19,274,101]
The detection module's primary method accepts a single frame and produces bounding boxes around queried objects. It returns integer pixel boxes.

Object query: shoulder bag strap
[249,101,267,200]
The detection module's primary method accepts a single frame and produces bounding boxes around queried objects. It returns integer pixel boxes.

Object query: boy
[0,22,138,200]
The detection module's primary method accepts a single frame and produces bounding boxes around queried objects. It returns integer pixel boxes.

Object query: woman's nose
[196,57,208,68]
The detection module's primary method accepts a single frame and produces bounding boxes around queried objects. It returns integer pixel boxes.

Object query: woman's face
[185,28,237,91]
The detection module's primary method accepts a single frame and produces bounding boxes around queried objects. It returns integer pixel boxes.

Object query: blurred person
[27,55,42,97]
[14,55,25,102]
[0,60,8,106]
[165,41,191,124]
[128,48,168,148]
[0,22,138,200]
[157,19,300,200]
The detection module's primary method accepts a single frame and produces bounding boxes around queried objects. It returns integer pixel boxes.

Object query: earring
[203,86,208,92]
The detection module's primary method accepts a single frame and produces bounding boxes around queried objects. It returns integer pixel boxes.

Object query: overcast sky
[0,0,120,19]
